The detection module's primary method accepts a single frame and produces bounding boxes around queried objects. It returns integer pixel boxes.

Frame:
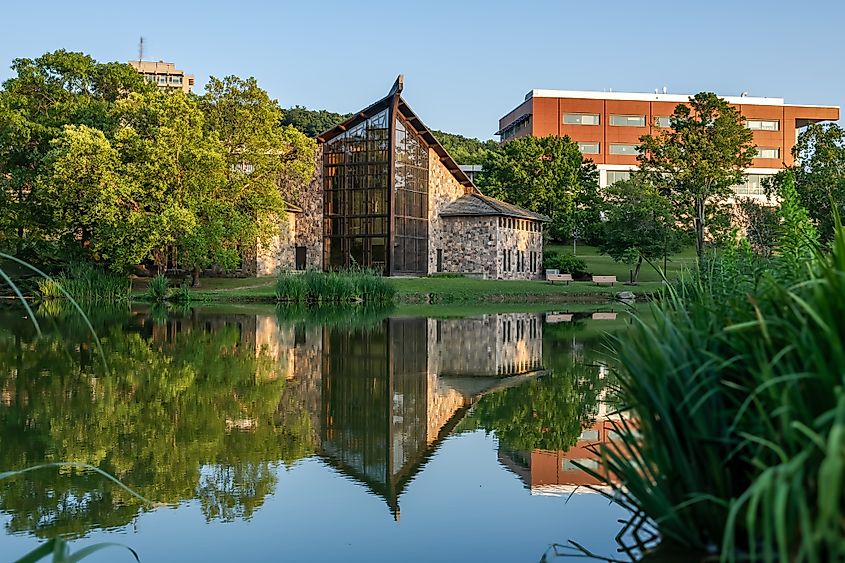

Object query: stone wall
[295,146,324,271]
[495,217,544,280]
[439,216,499,278]
[427,148,470,274]
[254,212,297,276]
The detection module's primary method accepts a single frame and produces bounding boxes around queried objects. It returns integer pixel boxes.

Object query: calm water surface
[0,304,637,562]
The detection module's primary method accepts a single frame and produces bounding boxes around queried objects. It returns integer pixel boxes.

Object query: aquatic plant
[144,273,170,302]
[587,225,845,560]
[37,262,130,303]
[275,269,394,304]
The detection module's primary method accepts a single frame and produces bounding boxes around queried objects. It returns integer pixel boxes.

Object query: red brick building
[497,89,839,198]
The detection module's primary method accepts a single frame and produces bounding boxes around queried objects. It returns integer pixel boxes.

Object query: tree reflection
[464,328,609,452]
[0,306,315,538]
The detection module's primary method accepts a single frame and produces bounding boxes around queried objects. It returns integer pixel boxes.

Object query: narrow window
[563,113,600,125]
[609,144,640,156]
[609,115,646,127]
[577,142,600,154]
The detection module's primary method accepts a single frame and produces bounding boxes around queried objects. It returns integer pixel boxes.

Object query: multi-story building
[497,89,839,198]
[128,60,195,93]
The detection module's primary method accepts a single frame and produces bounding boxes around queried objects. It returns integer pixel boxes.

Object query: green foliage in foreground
[593,225,845,559]
[274,270,395,304]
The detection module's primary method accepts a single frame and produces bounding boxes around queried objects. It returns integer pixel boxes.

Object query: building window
[563,113,600,125]
[733,174,773,196]
[755,147,780,159]
[609,144,640,156]
[500,115,532,141]
[606,170,632,184]
[577,142,600,154]
[747,119,780,131]
[654,116,672,128]
[610,115,646,127]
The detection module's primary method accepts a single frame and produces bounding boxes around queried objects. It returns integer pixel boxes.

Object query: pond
[0,303,640,562]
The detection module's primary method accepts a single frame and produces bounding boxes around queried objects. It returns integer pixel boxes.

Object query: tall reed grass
[37,262,130,303]
[274,269,395,304]
[586,229,845,560]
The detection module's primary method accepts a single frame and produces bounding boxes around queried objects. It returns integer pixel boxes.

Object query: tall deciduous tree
[598,177,682,283]
[479,135,600,242]
[638,93,755,260]
[0,50,150,259]
[188,76,315,286]
[777,122,845,243]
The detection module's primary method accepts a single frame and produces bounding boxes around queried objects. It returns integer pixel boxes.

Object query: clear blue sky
[1,0,842,140]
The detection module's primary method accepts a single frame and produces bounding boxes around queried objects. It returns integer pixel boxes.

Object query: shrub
[145,274,170,302]
[543,251,588,276]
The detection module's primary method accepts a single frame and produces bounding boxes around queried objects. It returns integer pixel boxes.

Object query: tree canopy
[637,92,755,259]
[280,105,351,138]
[430,129,497,165]
[775,122,845,244]
[478,135,600,241]
[0,51,315,279]
[599,177,683,283]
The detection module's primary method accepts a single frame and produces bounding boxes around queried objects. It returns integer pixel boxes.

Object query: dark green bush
[543,251,588,276]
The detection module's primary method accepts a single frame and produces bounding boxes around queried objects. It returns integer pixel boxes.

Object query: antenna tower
[138,37,144,62]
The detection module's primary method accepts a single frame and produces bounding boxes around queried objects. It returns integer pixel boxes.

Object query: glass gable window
[609,144,640,156]
[755,147,780,159]
[393,116,430,274]
[577,142,600,154]
[609,115,646,127]
[563,113,600,125]
[323,109,390,272]
[654,116,671,128]
[747,119,780,131]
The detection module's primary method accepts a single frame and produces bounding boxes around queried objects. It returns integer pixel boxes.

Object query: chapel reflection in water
[255,312,548,518]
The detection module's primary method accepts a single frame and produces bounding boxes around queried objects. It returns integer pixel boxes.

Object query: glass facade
[323,109,390,272]
[322,105,431,275]
[393,116,429,274]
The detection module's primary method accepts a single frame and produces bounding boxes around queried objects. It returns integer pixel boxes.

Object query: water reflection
[0,304,627,557]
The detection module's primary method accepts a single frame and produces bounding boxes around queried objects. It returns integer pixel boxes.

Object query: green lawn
[132,274,661,304]
[546,244,697,283]
[130,246,694,303]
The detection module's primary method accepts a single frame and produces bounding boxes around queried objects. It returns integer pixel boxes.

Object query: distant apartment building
[497,89,839,198]
[128,60,195,93]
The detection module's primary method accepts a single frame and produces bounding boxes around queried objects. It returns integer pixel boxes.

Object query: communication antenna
[138,36,144,62]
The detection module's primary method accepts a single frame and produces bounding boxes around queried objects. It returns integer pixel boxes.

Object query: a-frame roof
[315,76,477,191]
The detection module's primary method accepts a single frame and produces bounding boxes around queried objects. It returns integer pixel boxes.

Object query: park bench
[591,312,618,321]
[592,275,617,286]
[546,273,573,285]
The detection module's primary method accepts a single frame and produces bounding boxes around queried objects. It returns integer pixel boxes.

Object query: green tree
[187,76,316,286]
[638,93,755,260]
[778,122,845,243]
[281,105,351,137]
[0,50,149,260]
[773,170,818,280]
[598,177,682,283]
[430,130,498,165]
[479,135,600,242]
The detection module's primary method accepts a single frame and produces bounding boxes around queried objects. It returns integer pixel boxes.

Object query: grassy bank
[131,275,662,304]
[546,243,697,283]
